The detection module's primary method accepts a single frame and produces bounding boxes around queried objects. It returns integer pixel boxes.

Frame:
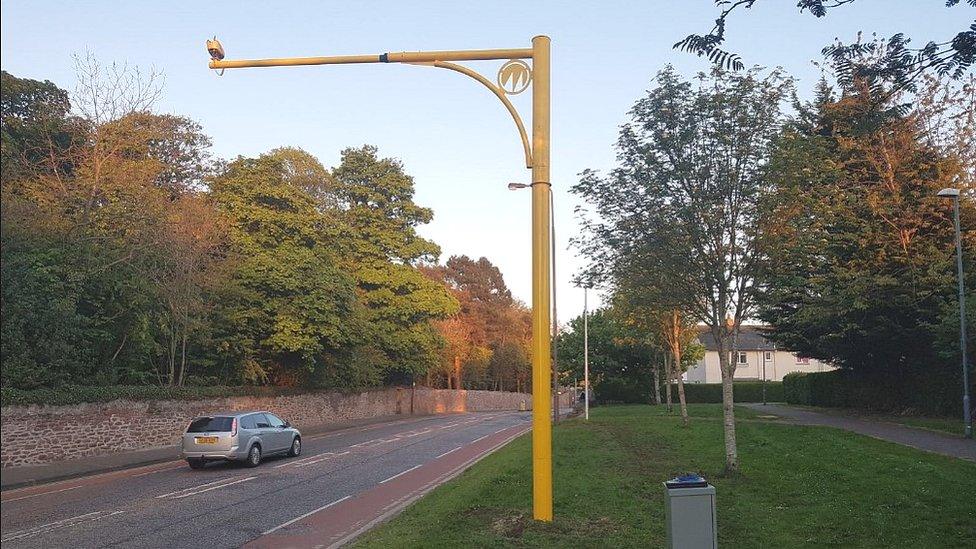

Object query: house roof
[697,325,777,352]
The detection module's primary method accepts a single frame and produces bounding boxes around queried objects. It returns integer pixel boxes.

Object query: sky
[1,0,967,325]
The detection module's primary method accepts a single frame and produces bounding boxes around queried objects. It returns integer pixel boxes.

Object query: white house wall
[684,350,833,383]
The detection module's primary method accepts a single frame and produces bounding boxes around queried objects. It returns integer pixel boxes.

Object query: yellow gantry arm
[208,48,533,70]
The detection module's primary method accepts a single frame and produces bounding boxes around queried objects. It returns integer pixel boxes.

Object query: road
[0,411,532,548]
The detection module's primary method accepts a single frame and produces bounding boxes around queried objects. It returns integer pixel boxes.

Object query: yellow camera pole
[207,35,553,522]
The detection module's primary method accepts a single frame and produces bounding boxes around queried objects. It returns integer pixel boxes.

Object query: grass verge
[356,404,976,548]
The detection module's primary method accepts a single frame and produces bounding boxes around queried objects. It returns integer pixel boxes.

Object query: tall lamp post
[937,187,972,439]
[207,36,555,518]
[583,286,590,420]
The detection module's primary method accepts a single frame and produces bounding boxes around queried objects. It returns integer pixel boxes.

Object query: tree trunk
[652,360,662,405]
[453,355,462,389]
[664,355,673,414]
[177,331,188,387]
[717,339,739,474]
[674,349,689,427]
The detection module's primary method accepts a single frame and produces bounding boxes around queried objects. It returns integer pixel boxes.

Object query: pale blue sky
[1,1,967,322]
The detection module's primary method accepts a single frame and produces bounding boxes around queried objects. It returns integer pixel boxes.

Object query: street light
[937,187,972,439]
[208,36,555,519]
[583,286,590,420]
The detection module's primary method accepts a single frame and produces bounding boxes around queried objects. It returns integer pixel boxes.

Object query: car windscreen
[186,416,234,433]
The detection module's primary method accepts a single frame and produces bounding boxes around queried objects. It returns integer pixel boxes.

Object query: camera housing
[207,38,225,61]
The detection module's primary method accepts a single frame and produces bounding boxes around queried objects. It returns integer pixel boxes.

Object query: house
[684,325,834,383]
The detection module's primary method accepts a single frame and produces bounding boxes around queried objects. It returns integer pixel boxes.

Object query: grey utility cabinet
[663,475,717,549]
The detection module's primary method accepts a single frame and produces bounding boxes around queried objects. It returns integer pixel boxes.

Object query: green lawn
[356,404,976,548]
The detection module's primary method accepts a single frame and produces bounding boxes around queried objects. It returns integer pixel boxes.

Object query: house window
[795,354,810,365]
[737,352,748,366]
[764,351,772,361]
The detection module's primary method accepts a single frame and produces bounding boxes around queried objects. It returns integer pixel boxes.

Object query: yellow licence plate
[195,436,218,444]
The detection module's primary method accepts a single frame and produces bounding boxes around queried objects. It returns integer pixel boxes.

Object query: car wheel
[288,437,302,457]
[186,458,206,470]
[245,445,261,468]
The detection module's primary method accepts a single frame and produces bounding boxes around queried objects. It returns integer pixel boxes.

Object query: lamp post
[208,36,555,518]
[937,187,972,439]
[583,286,590,420]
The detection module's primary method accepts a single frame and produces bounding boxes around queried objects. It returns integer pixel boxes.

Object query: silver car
[181,411,302,469]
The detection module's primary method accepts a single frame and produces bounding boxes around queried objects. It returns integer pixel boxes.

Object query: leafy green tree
[209,151,361,386]
[556,308,655,404]
[757,74,975,396]
[573,66,792,472]
[0,70,85,182]
[329,146,457,382]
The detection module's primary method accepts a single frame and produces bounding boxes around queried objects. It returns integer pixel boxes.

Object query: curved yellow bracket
[414,61,533,169]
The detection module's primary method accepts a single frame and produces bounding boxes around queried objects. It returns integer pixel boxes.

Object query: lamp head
[507,182,530,191]
[207,37,225,61]
[937,188,960,199]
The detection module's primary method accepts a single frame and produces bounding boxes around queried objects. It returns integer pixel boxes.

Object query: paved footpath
[744,403,976,461]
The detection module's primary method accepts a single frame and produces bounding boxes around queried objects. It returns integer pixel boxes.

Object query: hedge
[681,381,784,404]
[783,369,969,417]
[0,385,360,407]
[596,380,783,405]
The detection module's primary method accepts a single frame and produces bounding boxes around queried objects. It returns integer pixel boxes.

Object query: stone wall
[0,387,574,468]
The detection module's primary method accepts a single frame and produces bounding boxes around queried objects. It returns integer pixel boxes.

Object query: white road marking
[379,464,422,484]
[292,451,349,468]
[471,434,490,444]
[1,510,125,542]
[155,476,256,499]
[436,447,462,459]
[275,453,329,468]
[261,495,351,536]
[494,427,508,435]
[2,484,82,502]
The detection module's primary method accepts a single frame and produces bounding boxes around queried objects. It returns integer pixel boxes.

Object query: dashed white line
[494,427,508,435]
[155,476,256,499]
[1,510,125,542]
[2,484,82,502]
[292,451,349,468]
[261,495,351,536]
[437,447,462,459]
[379,464,422,484]
[471,434,490,444]
[275,453,331,468]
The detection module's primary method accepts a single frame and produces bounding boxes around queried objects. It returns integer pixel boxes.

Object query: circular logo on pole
[497,59,532,95]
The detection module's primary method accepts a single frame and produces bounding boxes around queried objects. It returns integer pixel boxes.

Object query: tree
[329,146,457,382]
[757,73,975,394]
[210,151,361,386]
[1,62,220,388]
[1,70,85,182]
[557,307,655,404]
[675,1,974,93]
[424,255,529,390]
[573,66,792,472]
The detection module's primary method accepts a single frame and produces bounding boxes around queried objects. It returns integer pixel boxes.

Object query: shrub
[782,369,968,417]
[596,377,654,404]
